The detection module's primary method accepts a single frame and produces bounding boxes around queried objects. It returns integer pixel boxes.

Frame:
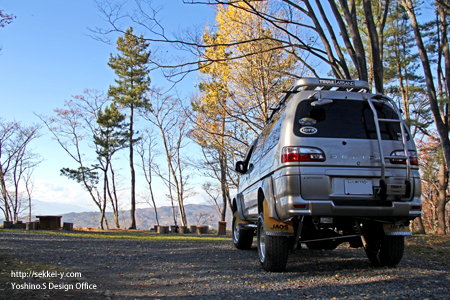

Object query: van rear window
[293,99,409,140]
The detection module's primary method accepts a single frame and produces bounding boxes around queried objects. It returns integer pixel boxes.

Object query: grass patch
[1,228,231,243]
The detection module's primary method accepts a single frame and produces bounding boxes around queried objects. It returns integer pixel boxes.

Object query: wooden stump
[63,222,73,231]
[13,222,26,229]
[218,221,227,235]
[157,226,169,234]
[3,221,13,229]
[26,222,33,230]
[196,226,209,234]
[32,221,39,230]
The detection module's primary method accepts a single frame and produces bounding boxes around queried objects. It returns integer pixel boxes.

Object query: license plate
[344,179,373,195]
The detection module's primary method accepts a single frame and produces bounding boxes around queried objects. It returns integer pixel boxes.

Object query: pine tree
[94,103,129,229]
[108,27,151,229]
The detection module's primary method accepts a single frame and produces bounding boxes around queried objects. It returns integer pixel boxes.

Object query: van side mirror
[235,161,247,174]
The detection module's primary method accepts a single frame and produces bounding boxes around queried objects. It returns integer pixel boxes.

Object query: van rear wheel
[365,235,404,267]
[232,212,254,250]
[257,212,288,272]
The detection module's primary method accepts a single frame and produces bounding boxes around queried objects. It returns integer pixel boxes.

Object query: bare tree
[140,89,193,227]
[0,119,41,222]
[193,211,214,225]
[397,0,450,206]
[37,89,122,229]
[201,181,223,218]
[9,144,42,222]
[136,127,160,226]
[94,1,387,90]
[23,166,35,222]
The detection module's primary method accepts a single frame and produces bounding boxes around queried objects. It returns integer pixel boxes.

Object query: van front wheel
[257,212,288,272]
[232,212,254,250]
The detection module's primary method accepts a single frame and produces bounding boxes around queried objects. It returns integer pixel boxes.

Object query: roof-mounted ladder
[365,94,411,198]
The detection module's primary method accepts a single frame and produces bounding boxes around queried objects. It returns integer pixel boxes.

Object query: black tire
[365,235,405,267]
[257,212,289,272]
[232,212,254,250]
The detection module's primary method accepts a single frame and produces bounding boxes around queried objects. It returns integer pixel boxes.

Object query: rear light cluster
[390,150,419,165]
[281,147,326,163]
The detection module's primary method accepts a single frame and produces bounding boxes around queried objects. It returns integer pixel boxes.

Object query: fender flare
[233,193,247,221]
[259,176,280,220]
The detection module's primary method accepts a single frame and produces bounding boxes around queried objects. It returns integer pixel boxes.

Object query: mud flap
[263,200,294,236]
[382,223,412,236]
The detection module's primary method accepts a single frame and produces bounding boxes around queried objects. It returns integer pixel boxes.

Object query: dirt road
[1,231,449,299]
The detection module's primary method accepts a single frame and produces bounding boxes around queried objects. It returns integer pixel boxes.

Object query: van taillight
[390,150,419,165]
[281,147,326,163]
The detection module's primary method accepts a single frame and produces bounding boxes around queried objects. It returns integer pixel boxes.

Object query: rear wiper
[311,99,333,106]
[309,91,333,106]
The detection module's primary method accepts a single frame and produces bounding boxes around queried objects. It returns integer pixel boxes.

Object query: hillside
[59,204,232,229]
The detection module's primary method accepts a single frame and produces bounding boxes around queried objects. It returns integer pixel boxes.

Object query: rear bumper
[273,168,422,221]
[276,196,422,221]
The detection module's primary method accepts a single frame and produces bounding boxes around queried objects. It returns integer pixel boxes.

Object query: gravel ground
[1,231,450,299]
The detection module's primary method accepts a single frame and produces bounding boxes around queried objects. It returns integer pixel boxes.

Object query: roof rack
[267,77,370,122]
[292,77,370,92]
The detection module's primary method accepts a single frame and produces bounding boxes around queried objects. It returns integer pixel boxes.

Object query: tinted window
[293,99,409,140]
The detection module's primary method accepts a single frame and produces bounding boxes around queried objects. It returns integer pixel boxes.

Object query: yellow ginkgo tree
[191,2,308,220]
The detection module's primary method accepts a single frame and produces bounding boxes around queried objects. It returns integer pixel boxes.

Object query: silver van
[232,78,422,272]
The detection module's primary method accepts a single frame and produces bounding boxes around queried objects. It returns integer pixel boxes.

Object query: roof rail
[291,77,370,92]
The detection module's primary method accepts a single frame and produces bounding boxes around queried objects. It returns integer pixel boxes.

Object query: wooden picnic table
[36,215,62,230]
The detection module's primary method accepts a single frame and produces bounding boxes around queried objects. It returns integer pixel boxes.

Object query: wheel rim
[258,217,266,262]
[233,217,239,244]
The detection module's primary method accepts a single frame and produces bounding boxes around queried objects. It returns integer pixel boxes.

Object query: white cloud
[33,179,94,209]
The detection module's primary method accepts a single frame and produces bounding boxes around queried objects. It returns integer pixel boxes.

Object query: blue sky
[0,1,216,213]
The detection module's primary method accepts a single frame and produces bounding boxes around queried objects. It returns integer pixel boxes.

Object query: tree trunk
[437,160,447,234]
[302,0,343,79]
[149,179,159,226]
[415,216,426,234]
[168,167,178,227]
[400,0,450,179]
[129,104,137,229]
[362,0,383,93]
[175,167,187,227]
[439,5,450,102]
[108,165,121,229]
[220,107,228,222]
[338,0,368,81]
[328,0,358,78]
[101,164,108,230]
[219,145,227,222]
[315,0,351,79]
[0,165,11,221]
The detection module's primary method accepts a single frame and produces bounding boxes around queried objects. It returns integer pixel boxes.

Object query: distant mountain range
[38,204,232,230]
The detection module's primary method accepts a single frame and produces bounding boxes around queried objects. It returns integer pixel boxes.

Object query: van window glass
[293,99,409,140]
[251,137,265,163]
[263,112,283,155]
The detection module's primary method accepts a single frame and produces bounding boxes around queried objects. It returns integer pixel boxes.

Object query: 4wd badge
[300,126,318,134]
